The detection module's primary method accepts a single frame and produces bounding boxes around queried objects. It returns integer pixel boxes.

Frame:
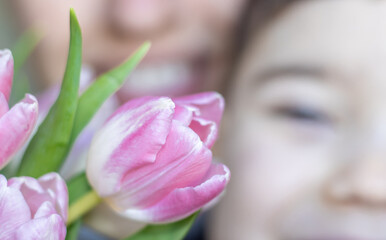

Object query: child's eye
[271,105,331,125]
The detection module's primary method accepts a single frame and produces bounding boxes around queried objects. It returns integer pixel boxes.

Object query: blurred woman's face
[212,0,386,239]
[12,0,245,100]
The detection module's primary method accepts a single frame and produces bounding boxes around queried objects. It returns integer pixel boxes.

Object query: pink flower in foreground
[87,92,230,223]
[0,173,68,240]
[0,49,38,169]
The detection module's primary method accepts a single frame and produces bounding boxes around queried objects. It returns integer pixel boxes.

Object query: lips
[90,37,213,103]
[119,62,196,96]
[115,56,208,102]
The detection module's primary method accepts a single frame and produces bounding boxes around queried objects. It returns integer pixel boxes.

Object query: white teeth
[122,63,191,94]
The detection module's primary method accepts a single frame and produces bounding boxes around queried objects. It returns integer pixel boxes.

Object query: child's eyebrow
[254,64,326,85]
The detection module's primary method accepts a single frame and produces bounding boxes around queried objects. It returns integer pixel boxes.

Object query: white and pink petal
[174,92,224,126]
[87,97,175,196]
[37,173,69,221]
[0,175,31,240]
[0,94,38,169]
[118,163,230,223]
[15,213,66,240]
[0,93,9,118]
[0,49,13,101]
[109,120,212,210]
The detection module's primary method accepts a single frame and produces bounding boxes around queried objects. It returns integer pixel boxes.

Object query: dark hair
[238,0,301,51]
[222,0,300,96]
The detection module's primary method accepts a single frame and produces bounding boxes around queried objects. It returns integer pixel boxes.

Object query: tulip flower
[0,173,68,239]
[87,92,230,223]
[0,49,38,170]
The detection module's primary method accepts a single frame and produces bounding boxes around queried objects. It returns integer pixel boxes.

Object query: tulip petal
[174,92,224,148]
[173,104,194,126]
[0,94,38,169]
[87,97,175,196]
[0,175,31,240]
[174,105,218,148]
[108,120,212,210]
[0,49,13,101]
[34,201,58,218]
[8,173,68,221]
[8,176,49,218]
[118,163,230,223]
[37,173,69,221]
[15,214,66,240]
[174,92,224,126]
[189,118,217,148]
[0,92,9,118]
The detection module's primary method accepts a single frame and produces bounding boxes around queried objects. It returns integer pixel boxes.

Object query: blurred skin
[11,0,245,101]
[211,0,386,239]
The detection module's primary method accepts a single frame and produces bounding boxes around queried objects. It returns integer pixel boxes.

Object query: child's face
[12,0,245,99]
[213,0,386,239]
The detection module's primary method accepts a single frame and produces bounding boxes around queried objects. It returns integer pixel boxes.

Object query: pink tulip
[87,92,230,223]
[0,49,13,101]
[0,173,68,240]
[0,49,38,170]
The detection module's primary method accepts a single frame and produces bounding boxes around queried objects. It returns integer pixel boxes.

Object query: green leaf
[65,219,82,240]
[0,160,14,178]
[65,172,91,238]
[68,41,150,147]
[67,172,91,205]
[124,212,199,240]
[64,172,90,239]
[17,9,82,177]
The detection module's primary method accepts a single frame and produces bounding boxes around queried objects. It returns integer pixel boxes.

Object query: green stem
[67,190,102,226]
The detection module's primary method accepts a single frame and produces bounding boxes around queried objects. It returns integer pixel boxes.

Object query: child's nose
[107,0,176,37]
[324,151,386,206]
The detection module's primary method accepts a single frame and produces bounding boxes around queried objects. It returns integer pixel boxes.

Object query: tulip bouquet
[0,9,229,240]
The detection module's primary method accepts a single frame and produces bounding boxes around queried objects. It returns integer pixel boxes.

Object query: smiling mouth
[122,62,194,94]
[114,55,208,102]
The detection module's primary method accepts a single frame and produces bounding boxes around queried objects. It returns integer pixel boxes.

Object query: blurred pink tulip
[0,49,13,101]
[87,92,230,223]
[0,173,68,240]
[0,49,38,170]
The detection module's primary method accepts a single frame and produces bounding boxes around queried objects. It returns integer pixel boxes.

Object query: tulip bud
[0,50,38,170]
[0,173,68,239]
[87,92,230,223]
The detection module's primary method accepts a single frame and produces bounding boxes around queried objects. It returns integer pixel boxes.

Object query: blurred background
[0,2,16,47]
